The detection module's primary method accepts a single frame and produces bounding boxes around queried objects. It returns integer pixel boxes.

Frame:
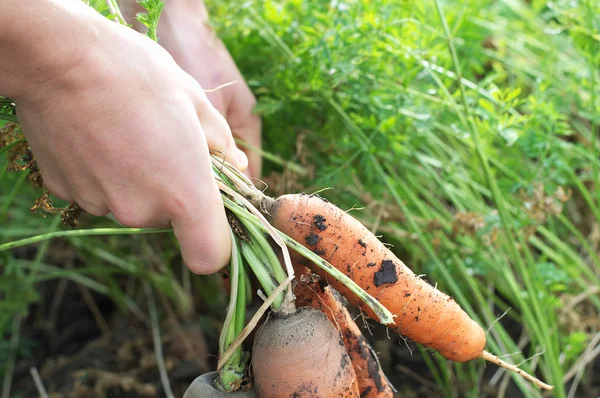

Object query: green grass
[1,0,599,397]
[207,0,597,396]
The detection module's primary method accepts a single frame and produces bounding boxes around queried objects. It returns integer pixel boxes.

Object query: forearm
[0,0,108,100]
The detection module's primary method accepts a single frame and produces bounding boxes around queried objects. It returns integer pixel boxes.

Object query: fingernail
[236,149,249,170]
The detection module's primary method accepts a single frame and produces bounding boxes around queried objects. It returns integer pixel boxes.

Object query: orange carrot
[262,194,552,390]
[266,194,485,362]
[294,269,394,398]
[251,307,360,397]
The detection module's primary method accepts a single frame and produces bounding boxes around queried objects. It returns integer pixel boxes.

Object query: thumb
[195,94,248,172]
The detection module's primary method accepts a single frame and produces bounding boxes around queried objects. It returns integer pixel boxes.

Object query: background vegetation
[1,0,599,397]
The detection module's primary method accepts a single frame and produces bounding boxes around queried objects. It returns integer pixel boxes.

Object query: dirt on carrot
[251,307,360,397]
[294,267,395,398]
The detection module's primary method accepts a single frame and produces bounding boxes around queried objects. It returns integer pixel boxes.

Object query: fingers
[195,93,248,173]
[73,196,109,217]
[227,81,262,178]
[36,167,72,202]
[39,169,109,217]
[203,64,262,179]
[170,190,231,275]
[169,149,232,275]
[232,121,261,179]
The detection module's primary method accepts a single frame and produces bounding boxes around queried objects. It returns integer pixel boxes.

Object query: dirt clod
[313,214,328,231]
[373,260,398,287]
[305,233,320,246]
[61,202,84,229]
[227,211,250,241]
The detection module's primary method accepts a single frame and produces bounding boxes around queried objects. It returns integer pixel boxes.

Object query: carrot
[294,268,395,398]
[251,307,360,397]
[260,194,552,390]
[265,194,484,361]
[212,158,553,390]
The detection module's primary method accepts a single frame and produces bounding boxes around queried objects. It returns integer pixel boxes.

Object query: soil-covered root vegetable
[261,194,552,390]
[294,273,394,398]
[266,194,485,362]
[251,307,360,397]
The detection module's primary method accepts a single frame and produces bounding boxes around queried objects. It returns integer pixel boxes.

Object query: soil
[373,260,398,287]
[9,243,215,398]
[10,278,214,398]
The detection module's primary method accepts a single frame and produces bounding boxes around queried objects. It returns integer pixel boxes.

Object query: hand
[122,0,262,178]
[9,1,245,274]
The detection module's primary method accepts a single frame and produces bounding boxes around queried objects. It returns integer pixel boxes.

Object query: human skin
[121,0,262,178]
[0,0,249,274]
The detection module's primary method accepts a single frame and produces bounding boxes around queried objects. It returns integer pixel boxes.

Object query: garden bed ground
[9,245,600,398]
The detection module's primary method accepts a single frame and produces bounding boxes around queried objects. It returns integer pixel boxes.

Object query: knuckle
[43,179,71,202]
[48,186,72,202]
[110,203,149,228]
[74,195,108,217]
[116,212,148,228]
[164,193,189,222]
[80,203,109,217]
[243,87,258,107]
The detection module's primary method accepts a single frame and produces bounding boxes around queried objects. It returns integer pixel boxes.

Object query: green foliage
[83,0,109,13]
[0,98,16,122]
[135,0,165,41]
[562,331,589,364]
[206,0,599,396]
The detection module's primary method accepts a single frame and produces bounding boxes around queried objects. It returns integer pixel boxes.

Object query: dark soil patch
[373,260,398,287]
[11,279,213,398]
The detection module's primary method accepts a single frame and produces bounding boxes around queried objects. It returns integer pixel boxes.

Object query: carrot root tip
[481,350,553,391]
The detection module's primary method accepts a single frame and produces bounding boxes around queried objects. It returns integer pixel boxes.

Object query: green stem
[585,0,599,211]
[0,227,171,252]
[0,315,21,398]
[0,172,26,222]
[0,113,18,122]
[217,231,247,392]
[240,240,283,309]
[222,195,393,324]
[556,215,600,269]
[238,217,287,284]
[235,261,247,340]
[219,231,241,355]
[433,0,562,394]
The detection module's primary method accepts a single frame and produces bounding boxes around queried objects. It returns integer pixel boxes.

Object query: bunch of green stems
[211,158,393,391]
